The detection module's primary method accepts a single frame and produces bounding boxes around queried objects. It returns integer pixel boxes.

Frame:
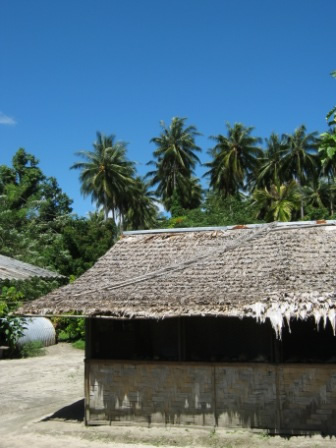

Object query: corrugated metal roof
[0,254,64,280]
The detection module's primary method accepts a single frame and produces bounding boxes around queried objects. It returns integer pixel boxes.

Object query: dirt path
[1,344,336,448]
[0,343,84,434]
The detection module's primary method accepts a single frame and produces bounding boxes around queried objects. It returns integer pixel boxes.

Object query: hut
[19,221,336,433]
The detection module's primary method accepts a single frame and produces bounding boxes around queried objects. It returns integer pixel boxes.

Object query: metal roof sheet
[0,254,64,280]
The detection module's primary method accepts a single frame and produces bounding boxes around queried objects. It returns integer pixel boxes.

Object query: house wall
[85,360,336,433]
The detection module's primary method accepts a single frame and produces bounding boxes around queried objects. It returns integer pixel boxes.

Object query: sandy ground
[1,344,336,448]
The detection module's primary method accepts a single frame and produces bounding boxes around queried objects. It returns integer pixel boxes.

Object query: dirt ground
[1,344,336,448]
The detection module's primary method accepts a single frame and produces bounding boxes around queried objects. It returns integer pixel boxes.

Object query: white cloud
[155,201,166,214]
[154,200,170,217]
[0,112,16,125]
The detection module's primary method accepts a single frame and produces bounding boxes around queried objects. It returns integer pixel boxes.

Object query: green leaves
[123,177,158,230]
[204,122,262,198]
[0,317,26,350]
[327,146,336,159]
[156,193,262,228]
[0,285,27,350]
[319,129,336,171]
[71,132,135,222]
[253,181,301,222]
[325,72,336,126]
[326,106,336,126]
[148,117,202,212]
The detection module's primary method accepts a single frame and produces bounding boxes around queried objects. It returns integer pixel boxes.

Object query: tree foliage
[205,123,262,197]
[253,181,301,222]
[0,149,117,277]
[2,89,336,351]
[147,117,202,212]
[71,132,136,221]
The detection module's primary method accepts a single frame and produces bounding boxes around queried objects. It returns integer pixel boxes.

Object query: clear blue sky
[1,0,335,216]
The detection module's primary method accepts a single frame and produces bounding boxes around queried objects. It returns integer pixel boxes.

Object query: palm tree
[255,133,288,189]
[319,128,336,215]
[187,177,203,209]
[71,132,135,221]
[147,117,201,212]
[281,125,319,218]
[124,177,159,230]
[303,179,332,212]
[326,71,336,127]
[253,181,301,222]
[204,123,262,198]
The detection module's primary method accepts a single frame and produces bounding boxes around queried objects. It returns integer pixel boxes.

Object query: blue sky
[1,0,335,216]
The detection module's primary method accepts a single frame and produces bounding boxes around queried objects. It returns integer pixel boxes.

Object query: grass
[72,339,85,350]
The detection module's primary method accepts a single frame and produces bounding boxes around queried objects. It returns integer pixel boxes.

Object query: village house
[20,221,336,433]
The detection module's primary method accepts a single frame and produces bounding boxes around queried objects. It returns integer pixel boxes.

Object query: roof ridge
[123,220,336,236]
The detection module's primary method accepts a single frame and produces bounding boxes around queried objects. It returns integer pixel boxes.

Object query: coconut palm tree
[319,128,336,215]
[281,125,319,218]
[302,179,332,212]
[204,123,262,198]
[187,177,203,209]
[147,117,201,212]
[253,181,301,222]
[71,132,135,221]
[326,71,336,127]
[124,177,158,230]
[255,133,288,190]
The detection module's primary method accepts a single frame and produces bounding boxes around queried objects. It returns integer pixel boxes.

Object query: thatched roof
[18,221,336,336]
[0,254,64,281]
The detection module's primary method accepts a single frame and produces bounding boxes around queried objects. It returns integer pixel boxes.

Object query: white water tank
[17,317,56,347]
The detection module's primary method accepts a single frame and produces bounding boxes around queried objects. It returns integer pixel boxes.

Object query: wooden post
[272,329,282,433]
[85,318,92,360]
[84,318,92,425]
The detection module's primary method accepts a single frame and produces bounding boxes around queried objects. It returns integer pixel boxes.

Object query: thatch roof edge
[16,220,336,338]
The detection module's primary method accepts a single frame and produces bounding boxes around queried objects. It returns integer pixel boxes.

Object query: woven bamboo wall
[85,360,336,433]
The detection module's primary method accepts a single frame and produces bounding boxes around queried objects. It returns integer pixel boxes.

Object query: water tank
[17,317,56,347]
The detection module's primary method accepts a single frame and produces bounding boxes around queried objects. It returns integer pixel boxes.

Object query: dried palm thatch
[18,221,336,337]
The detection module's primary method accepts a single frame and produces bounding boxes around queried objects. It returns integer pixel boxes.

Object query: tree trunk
[296,159,304,219]
[119,207,124,232]
[104,192,108,221]
[297,177,304,219]
[329,174,334,216]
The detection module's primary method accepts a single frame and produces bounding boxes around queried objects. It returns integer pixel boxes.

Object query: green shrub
[72,339,85,350]
[53,316,85,342]
[19,341,46,358]
[0,286,26,354]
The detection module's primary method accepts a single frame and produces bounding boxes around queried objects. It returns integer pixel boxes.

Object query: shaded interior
[87,317,336,363]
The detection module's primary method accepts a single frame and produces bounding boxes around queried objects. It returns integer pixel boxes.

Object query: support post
[84,318,92,425]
